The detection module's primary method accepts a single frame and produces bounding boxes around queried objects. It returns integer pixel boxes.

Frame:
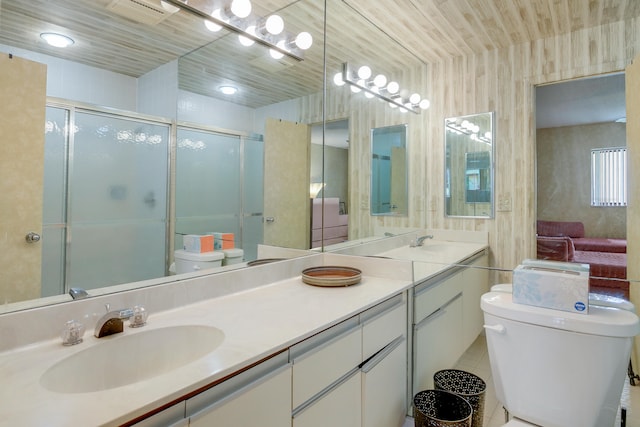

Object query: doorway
[535,73,627,239]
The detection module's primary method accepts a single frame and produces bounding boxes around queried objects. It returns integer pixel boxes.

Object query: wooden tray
[301,266,362,287]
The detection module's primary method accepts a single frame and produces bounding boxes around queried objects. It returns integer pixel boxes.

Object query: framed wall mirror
[445,112,494,218]
[370,124,408,216]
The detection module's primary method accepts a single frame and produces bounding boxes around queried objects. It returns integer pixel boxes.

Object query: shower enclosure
[42,103,264,297]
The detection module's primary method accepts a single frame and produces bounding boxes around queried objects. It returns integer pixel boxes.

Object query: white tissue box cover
[513,260,589,314]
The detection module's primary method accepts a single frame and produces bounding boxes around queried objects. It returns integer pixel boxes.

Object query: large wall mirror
[370,124,408,216]
[0,0,427,312]
[444,112,495,218]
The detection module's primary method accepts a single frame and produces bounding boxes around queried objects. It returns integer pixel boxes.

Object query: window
[591,147,627,207]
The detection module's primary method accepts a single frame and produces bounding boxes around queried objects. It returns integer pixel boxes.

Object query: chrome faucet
[410,235,434,247]
[94,307,134,338]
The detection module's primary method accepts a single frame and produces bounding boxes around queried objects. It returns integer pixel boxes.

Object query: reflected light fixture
[40,32,74,48]
[219,85,238,95]
[337,63,430,114]
[161,0,310,61]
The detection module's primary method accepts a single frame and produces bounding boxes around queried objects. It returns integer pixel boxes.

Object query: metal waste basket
[433,369,486,427]
[413,389,473,427]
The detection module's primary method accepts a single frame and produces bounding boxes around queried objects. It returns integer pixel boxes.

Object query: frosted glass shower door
[176,128,241,248]
[41,107,68,297]
[68,112,169,290]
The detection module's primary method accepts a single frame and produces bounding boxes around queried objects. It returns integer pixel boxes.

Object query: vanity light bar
[340,63,421,114]
[445,120,492,143]
[161,0,304,61]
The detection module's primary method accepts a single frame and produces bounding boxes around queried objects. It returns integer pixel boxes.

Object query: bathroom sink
[40,325,224,393]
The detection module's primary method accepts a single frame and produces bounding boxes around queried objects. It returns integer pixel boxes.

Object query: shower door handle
[265,217,275,223]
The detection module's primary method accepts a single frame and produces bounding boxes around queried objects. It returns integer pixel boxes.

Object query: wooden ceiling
[1,0,638,108]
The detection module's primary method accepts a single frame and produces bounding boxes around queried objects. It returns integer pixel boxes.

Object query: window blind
[591,147,627,207]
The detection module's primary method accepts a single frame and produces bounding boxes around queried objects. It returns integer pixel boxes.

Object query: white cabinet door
[362,337,407,427]
[293,370,362,427]
[413,293,463,392]
[188,354,291,427]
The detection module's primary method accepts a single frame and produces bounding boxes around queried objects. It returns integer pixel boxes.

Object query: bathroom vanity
[0,232,488,427]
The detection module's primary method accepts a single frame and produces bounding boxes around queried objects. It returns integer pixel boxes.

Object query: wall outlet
[498,193,512,212]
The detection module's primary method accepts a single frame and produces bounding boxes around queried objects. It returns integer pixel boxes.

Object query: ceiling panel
[1,0,638,108]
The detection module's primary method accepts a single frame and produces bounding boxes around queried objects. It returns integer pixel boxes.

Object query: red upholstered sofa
[536,220,628,299]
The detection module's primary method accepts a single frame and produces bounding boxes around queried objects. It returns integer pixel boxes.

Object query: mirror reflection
[445,112,494,218]
[370,124,408,216]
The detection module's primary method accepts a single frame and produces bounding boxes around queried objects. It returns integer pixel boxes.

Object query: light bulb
[238,25,256,46]
[230,0,251,18]
[386,81,399,94]
[295,32,313,50]
[205,19,222,31]
[205,9,223,31]
[357,65,372,80]
[373,74,387,88]
[365,91,374,98]
[265,15,284,35]
[269,40,286,59]
[484,131,492,139]
[350,84,361,93]
[409,93,421,104]
[389,102,398,108]
[419,99,431,109]
[333,72,345,86]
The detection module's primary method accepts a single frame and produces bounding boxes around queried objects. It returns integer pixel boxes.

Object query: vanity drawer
[414,269,464,322]
[290,317,362,409]
[361,294,406,360]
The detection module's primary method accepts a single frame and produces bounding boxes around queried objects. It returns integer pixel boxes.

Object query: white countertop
[0,271,412,427]
[0,235,488,427]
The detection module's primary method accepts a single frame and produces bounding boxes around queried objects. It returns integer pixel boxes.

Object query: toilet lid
[481,291,640,337]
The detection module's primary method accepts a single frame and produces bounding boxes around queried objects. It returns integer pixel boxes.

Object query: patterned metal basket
[433,369,487,427]
[413,389,473,427]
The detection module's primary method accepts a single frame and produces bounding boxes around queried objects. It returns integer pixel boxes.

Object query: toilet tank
[481,292,639,427]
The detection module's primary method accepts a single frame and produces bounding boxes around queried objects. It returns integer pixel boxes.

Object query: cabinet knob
[265,217,275,223]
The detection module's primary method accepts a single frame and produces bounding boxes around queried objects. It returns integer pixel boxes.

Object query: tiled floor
[403,332,640,427]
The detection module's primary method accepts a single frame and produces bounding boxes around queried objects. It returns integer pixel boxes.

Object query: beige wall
[299,16,640,279]
[537,123,627,238]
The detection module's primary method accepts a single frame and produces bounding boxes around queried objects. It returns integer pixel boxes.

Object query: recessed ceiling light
[219,85,238,95]
[40,32,74,48]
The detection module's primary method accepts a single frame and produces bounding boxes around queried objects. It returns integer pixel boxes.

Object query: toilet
[481,291,640,427]
[173,249,224,274]
[221,248,244,266]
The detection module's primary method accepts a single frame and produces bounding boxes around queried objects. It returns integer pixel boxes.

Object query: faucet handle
[129,305,148,328]
[61,320,85,346]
